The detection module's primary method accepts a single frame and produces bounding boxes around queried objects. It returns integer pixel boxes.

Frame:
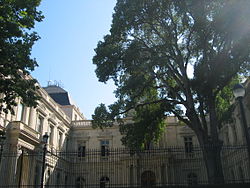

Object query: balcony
[7,121,40,143]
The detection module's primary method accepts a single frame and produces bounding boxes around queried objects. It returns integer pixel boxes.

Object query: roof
[43,85,76,106]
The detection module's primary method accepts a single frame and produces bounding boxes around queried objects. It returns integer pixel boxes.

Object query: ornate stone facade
[0,78,249,187]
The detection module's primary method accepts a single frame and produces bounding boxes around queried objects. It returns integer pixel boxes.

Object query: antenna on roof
[47,80,64,88]
[47,80,53,86]
[58,80,64,88]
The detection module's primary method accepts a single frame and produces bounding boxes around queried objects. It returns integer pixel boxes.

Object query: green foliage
[215,79,239,125]
[92,103,114,129]
[0,0,43,113]
[92,0,250,148]
[120,102,166,150]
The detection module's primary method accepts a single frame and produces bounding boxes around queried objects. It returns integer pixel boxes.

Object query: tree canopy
[0,0,43,114]
[93,0,250,148]
[92,0,250,182]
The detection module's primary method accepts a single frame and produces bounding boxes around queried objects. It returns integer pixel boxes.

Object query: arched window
[130,165,134,186]
[100,176,109,188]
[56,172,61,185]
[231,169,235,182]
[187,172,198,185]
[141,171,156,187]
[64,175,68,187]
[75,177,85,188]
[161,164,166,185]
[238,166,244,182]
[34,164,40,187]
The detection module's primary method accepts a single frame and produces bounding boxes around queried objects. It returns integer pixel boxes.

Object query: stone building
[218,79,250,182]
[0,78,249,187]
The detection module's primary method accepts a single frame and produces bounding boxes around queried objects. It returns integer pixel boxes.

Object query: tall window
[34,164,40,187]
[184,136,193,156]
[100,140,109,157]
[16,103,24,121]
[36,116,43,133]
[231,124,237,144]
[230,169,235,181]
[56,172,61,185]
[78,143,86,158]
[75,177,85,188]
[130,165,134,186]
[238,166,244,182]
[187,173,198,185]
[100,177,109,188]
[66,138,69,152]
[224,131,230,145]
[161,164,166,185]
[49,125,54,146]
[64,175,68,188]
[58,131,63,149]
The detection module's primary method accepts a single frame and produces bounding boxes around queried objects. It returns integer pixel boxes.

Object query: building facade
[0,78,249,187]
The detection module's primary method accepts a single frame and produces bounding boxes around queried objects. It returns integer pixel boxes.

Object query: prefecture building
[0,79,249,187]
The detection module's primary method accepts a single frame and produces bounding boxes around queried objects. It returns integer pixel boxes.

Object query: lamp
[233,83,250,172]
[233,84,245,99]
[42,133,49,144]
[41,133,49,188]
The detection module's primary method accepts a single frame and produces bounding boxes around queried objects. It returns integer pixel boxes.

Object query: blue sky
[31,0,117,119]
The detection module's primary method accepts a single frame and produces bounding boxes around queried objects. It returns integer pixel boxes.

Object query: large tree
[0,0,43,114]
[92,0,250,183]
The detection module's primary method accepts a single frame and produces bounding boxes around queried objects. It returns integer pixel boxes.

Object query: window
[238,166,244,182]
[78,145,86,158]
[184,136,193,155]
[130,165,134,186]
[34,164,40,187]
[36,116,43,133]
[224,131,230,145]
[231,124,237,144]
[58,131,63,149]
[100,140,109,157]
[49,125,54,146]
[66,138,69,152]
[141,171,156,187]
[187,173,198,185]
[56,172,61,185]
[64,175,68,188]
[231,169,235,182]
[16,103,24,121]
[100,176,109,188]
[161,164,166,185]
[76,177,85,188]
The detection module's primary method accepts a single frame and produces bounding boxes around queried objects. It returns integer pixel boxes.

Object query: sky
[31,0,117,119]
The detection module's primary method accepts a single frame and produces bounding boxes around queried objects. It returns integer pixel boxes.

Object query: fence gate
[0,146,250,187]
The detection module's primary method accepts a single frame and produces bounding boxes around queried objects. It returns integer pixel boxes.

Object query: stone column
[0,123,20,187]
[28,107,36,129]
[22,107,30,125]
[17,149,32,187]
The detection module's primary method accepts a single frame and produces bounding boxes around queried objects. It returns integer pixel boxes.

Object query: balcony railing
[72,120,92,127]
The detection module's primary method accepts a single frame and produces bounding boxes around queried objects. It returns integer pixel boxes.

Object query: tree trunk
[196,96,225,184]
[202,142,224,184]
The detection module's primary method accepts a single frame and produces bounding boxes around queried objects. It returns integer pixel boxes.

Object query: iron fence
[0,145,250,187]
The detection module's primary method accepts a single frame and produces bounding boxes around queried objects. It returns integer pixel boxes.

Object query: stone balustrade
[72,120,92,127]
